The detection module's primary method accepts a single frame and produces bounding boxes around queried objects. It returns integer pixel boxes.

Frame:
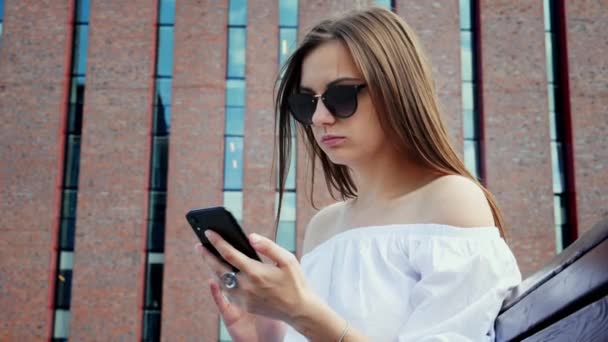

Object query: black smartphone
[186,206,261,272]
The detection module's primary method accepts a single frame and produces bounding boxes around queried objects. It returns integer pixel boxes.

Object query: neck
[348,148,439,207]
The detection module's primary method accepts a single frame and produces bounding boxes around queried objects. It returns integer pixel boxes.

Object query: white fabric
[283,224,522,342]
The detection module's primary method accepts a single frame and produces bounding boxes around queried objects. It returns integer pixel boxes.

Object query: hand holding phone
[186,206,261,272]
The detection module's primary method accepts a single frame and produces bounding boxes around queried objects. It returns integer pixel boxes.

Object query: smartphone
[186,206,261,272]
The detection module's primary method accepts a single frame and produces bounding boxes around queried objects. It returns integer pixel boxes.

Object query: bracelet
[337,320,350,342]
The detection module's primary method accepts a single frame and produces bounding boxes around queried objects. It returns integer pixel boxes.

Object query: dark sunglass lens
[324,85,358,118]
[287,94,316,124]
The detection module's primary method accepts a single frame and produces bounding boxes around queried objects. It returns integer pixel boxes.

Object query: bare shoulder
[301,201,344,255]
[422,174,495,228]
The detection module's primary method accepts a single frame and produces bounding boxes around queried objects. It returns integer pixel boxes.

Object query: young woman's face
[299,40,389,166]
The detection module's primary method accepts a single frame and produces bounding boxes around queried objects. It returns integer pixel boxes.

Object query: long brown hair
[274,6,508,240]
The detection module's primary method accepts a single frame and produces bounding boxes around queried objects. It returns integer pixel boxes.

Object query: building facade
[0,0,606,340]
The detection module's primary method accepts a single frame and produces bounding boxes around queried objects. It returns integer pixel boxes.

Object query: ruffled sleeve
[397,233,522,342]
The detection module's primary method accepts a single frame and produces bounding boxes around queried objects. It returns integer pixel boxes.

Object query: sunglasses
[287,83,367,125]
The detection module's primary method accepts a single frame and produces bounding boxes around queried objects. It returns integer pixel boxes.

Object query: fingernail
[250,233,261,245]
[204,230,214,241]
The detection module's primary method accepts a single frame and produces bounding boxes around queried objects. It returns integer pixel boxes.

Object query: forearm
[289,294,371,342]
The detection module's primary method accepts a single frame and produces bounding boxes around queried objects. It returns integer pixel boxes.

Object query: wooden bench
[494,219,608,341]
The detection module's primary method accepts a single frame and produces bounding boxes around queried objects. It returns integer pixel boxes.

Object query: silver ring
[221,271,238,289]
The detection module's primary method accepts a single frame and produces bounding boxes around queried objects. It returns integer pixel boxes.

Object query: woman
[198,6,522,341]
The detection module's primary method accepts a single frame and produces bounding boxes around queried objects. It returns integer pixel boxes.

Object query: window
[221,2,248,339]
[223,137,244,190]
[544,0,574,252]
[276,0,299,255]
[52,1,90,339]
[142,1,176,340]
[0,0,4,47]
[460,0,482,180]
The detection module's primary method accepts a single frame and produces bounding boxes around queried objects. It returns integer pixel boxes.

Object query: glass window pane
[223,191,243,223]
[67,104,83,134]
[143,310,161,342]
[285,138,297,190]
[224,137,244,189]
[226,79,245,107]
[551,142,565,193]
[277,221,296,252]
[279,28,297,68]
[159,0,176,25]
[375,0,392,10]
[460,31,473,82]
[72,25,89,75]
[151,136,169,190]
[462,82,474,111]
[279,0,298,26]
[555,223,563,253]
[547,85,556,112]
[148,191,167,222]
[145,255,164,309]
[60,251,74,270]
[155,78,172,106]
[64,135,81,189]
[153,105,171,135]
[219,317,232,341]
[157,26,174,77]
[55,268,72,309]
[553,195,565,225]
[60,218,76,250]
[228,0,247,26]
[147,219,165,252]
[549,110,557,141]
[70,76,86,105]
[276,192,296,221]
[53,309,71,338]
[225,107,245,135]
[459,0,471,30]
[543,0,552,32]
[545,33,555,83]
[464,139,479,179]
[76,0,90,23]
[463,110,477,140]
[228,28,246,78]
[62,189,78,219]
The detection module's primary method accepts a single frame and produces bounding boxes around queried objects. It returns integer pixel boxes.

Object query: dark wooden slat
[523,295,608,342]
[495,238,608,341]
[501,219,608,312]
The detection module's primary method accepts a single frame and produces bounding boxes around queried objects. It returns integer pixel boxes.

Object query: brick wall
[481,1,555,276]
[68,0,156,339]
[0,1,71,339]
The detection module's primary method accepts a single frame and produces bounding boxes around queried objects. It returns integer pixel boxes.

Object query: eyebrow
[300,77,363,93]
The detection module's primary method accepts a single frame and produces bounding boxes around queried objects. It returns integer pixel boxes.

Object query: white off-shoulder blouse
[283,224,522,342]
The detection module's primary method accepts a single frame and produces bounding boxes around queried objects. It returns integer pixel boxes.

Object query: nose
[311,97,335,127]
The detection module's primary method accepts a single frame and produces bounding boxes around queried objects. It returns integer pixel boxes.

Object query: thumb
[249,233,294,267]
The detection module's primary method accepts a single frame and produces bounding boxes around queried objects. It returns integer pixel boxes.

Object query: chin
[322,149,354,167]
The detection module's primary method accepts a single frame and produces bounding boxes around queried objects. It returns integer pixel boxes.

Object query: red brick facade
[1,0,606,340]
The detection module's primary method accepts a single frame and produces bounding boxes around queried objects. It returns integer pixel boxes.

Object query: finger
[209,278,230,314]
[197,243,231,277]
[249,233,296,268]
[205,230,257,273]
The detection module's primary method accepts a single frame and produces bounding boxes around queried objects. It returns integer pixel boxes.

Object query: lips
[321,134,346,147]
[321,134,345,142]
